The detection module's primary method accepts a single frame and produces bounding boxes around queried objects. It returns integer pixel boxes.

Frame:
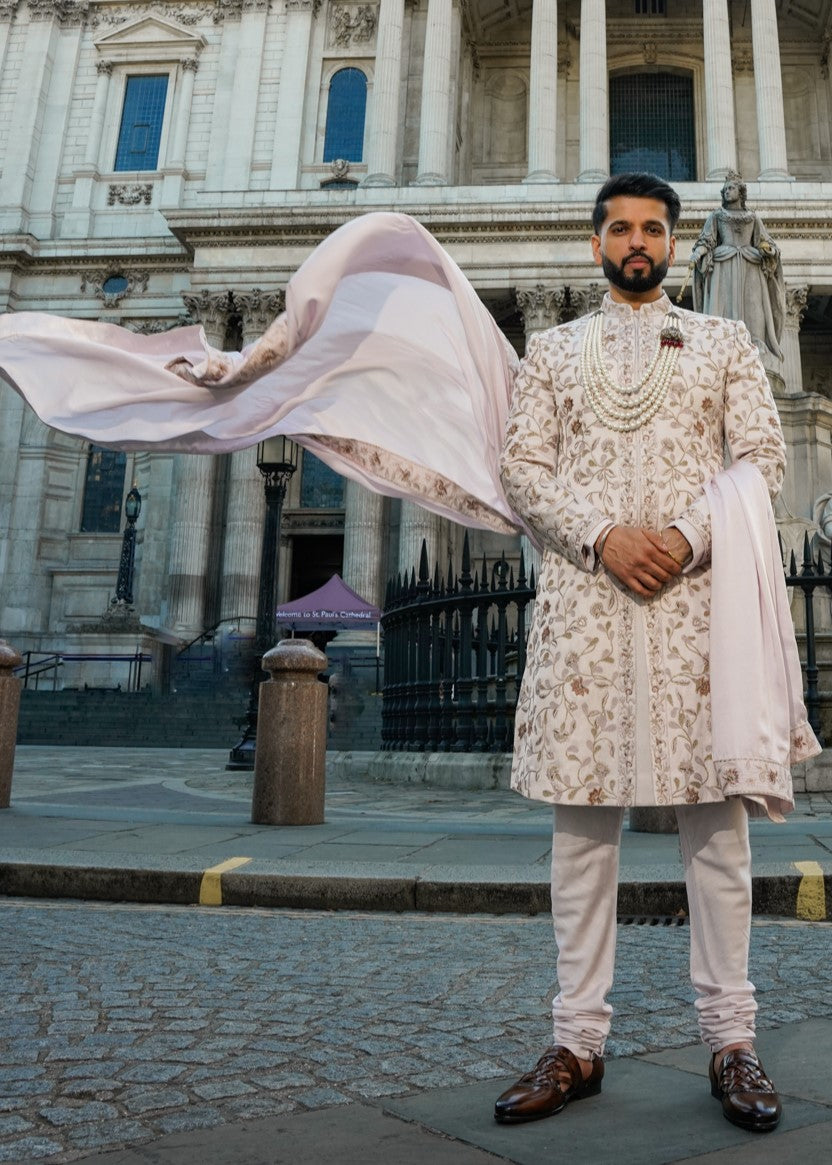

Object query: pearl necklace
[580,308,684,433]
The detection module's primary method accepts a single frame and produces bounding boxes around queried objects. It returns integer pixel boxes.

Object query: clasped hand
[597,525,691,598]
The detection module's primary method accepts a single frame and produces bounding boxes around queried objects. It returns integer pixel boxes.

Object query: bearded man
[495,172,816,1134]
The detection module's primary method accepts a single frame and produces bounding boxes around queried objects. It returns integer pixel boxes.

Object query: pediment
[94,16,206,59]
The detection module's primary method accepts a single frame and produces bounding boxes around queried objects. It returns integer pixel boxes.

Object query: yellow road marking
[795,861,827,922]
[199,857,251,907]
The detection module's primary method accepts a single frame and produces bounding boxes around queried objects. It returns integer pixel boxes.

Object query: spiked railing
[382,529,832,753]
[783,532,832,745]
[380,532,535,752]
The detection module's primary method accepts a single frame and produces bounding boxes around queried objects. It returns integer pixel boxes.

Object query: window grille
[635,0,666,13]
[610,72,695,181]
[114,75,169,171]
[300,452,345,509]
[323,68,367,163]
[80,447,127,533]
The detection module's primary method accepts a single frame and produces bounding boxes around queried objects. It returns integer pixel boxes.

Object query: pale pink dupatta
[705,460,821,819]
[0,212,520,536]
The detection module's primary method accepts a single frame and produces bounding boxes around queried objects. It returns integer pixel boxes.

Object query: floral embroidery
[500,296,789,810]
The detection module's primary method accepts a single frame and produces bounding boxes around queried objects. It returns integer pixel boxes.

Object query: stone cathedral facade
[1,0,832,702]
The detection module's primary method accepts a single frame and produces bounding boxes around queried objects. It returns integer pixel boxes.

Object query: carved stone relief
[80,267,149,306]
[328,3,376,49]
[107,184,153,207]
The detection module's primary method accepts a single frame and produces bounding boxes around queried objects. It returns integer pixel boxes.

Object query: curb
[1,863,829,918]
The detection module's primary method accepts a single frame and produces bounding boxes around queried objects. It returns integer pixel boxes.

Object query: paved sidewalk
[1,746,830,917]
[40,1017,832,1164]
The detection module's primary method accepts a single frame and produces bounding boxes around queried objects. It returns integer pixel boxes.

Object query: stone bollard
[0,640,23,809]
[252,639,328,825]
[628,806,679,834]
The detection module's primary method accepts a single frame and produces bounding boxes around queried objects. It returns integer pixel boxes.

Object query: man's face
[591,195,676,300]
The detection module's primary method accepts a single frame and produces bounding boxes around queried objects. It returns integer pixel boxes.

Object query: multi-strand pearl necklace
[580,308,684,433]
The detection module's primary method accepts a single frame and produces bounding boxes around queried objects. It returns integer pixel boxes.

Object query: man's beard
[601,251,669,294]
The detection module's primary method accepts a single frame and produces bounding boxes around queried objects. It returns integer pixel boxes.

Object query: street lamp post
[115,487,142,605]
[227,437,298,770]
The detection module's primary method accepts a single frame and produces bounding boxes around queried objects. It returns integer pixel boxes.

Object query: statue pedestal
[765,367,785,395]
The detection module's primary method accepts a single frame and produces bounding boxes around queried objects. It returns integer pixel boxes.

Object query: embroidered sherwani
[499,292,787,808]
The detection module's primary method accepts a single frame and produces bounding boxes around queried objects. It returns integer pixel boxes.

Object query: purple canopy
[275,574,381,630]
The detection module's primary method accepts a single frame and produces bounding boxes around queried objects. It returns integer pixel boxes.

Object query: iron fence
[382,531,832,752]
[381,533,535,751]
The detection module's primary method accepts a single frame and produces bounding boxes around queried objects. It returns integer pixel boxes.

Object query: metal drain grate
[618,915,689,926]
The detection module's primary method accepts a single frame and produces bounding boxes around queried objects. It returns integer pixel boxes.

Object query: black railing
[381,533,535,752]
[382,530,832,753]
[784,533,832,745]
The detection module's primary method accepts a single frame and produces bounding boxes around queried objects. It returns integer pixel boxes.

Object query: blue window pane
[323,68,367,163]
[300,452,345,508]
[115,75,168,171]
[81,447,126,533]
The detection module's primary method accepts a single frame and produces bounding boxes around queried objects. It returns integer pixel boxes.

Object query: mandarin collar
[601,291,671,319]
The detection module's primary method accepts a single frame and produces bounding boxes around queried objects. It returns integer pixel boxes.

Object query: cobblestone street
[1,900,830,1162]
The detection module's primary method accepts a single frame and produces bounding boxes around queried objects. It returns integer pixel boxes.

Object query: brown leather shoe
[494,1045,603,1124]
[710,1048,781,1132]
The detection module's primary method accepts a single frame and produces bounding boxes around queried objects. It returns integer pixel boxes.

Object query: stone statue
[690,172,785,364]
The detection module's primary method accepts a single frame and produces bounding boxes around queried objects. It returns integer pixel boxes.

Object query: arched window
[300,451,345,508]
[610,72,696,181]
[80,446,127,533]
[323,68,367,163]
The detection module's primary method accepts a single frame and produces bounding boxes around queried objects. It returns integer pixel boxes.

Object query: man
[495,172,791,1133]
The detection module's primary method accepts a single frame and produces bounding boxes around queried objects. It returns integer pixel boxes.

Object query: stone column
[525,0,558,183]
[270,0,315,188]
[340,480,387,646]
[0,11,60,232]
[398,503,447,579]
[343,479,387,609]
[751,0,792,180]
[166,292,230,637]
[65,59,112,237]
[0,3,18,80]
[219,290,286,622]
[362,0,405,185]
[222,2,268,188]
[781,285,809,397]
[161,57,199,207]
[86,61,113,168]
[413,0,454,185]
[702,0,736,179]
[577,0,608,183]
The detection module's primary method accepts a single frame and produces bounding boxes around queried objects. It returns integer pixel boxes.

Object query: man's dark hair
[592,172,681,235]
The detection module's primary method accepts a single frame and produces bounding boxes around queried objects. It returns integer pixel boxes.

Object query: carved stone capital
[785,284,810,328]
[180,56,200,71]
[96,59,114,76]
[28,0,89,23]
[80,266,149,306]
[516,285,567,334]
[570,283,604,317]
[0,0,20,23]
[234,288,286,336]
[182,290,234,330]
